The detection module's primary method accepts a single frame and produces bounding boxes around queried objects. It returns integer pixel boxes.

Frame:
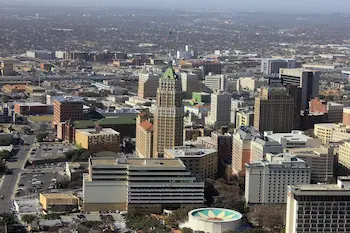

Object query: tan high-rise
[254,86,294,133]
[153,67,183,157]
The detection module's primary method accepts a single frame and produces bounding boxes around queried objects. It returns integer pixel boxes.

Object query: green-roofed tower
[153,66,183,157]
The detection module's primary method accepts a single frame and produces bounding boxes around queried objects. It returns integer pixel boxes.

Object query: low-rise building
[65,162,89,181]
[39,193,80,214]
[245,153,311,204]
[83,157,204,213]
[75,127,120,153]
[264,130,321,148]
[287,147,333,183]
[164,146,218,179]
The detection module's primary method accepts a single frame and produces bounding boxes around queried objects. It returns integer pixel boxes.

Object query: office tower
[137,72,159,99]
[231,99,248,125]
[261,58,296,75]
[53,96,84,127]
[339,141,350,172]
[245,153,311,204]
[153,67,183,158]
[343,107,350,126]
[287,146,333,183]
[235,109,254,129]
[204,74,227,92]
[180,72,200,99]
[279,68,320,110]
[232,127,282,175]
[286,85,302,129]
[83,157,205,213]
[206,91,231,129]
[75,128,120,153]
[135,112,153,158]
[286,177,350,233]
[254,86,294,133]
[0,61,15,76]
[164,146,218,179]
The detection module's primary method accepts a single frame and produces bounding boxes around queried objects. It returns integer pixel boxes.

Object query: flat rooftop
[91,158,185,168]
[76,128,120,136]
[265,130,314,142]
[40,193,78,199]
[165,147,217,158]
[15,102,46,106]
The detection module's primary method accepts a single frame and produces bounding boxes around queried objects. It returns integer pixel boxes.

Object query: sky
[2,0,350,13]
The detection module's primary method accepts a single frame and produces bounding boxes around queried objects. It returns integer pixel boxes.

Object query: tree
[36,133,48,142]
[2,95,10,103]
[248,205,285,233]
[181,227,193,233]
[21,214,37,223]
[0,150,12,161]
[165,207,193,228]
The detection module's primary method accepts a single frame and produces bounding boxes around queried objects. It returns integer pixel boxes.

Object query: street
[0,135,36,213]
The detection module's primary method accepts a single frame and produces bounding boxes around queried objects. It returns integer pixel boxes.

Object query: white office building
[286,177,350,233]
[245,153,311,204]
[264,131,321,149]
[83,157,204,213]
[204,74,227,92]
[261,58,296,75]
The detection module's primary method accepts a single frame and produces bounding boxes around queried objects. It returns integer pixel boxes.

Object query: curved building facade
[186,208,242,233]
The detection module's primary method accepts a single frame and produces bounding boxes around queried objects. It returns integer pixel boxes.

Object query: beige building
[83,157,204,213]
[254,86,294,133]
[39,193,80,214]
[339,142,350,171]
[287,147,333,183]
[314,123,350,145]
[164,146,218,179]
[75,128,120,153]
[135,112,153,158]
[235,109,254,129]
[153,67,184,157]
[343,107,350,126]
[137,72,159,99]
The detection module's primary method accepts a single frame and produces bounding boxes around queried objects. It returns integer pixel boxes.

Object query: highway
[0,135,36,213]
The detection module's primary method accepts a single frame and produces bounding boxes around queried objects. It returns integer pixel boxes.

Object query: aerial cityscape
[1,1,350,233]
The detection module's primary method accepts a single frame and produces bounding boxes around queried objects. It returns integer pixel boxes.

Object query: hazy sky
[2,0,350,13]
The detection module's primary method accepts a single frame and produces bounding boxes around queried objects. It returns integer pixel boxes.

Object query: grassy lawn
[27,115,53,122]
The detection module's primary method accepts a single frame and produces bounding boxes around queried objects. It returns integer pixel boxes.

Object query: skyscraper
[206,91,231,129]
[279,68,320,110]
[153,67,183,158]
[254,86,294,133]
[137,72,159,99]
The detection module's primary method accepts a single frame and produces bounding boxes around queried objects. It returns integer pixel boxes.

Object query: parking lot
[28,143,76,165]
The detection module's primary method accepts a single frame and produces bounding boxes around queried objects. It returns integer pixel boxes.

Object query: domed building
[181,208,243,233]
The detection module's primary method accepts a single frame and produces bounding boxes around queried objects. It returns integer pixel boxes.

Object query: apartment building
[75,128,120,153]
[164,146,218,179]
[235,109,254,129]
[245,153,311,204]
[286,177,350,233]
[83,158,205,213]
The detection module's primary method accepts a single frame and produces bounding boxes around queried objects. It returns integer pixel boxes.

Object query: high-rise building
[153,67,184,157]
[314,123,350,145]
[235,109,254,129]
[180,72,200,99]
[286,177,350,233]
[135,112,153,158]
[245,153,311,204]
[137,72,159,99]
[83,157,204,213]
[164,146,218,179]
[204,74,227,92]
[53,96,84,127]
[231,99,248,125]
[206,91,231,129]
[261,58,296,75]
[279,68,320,110]
[254,86,294,133]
